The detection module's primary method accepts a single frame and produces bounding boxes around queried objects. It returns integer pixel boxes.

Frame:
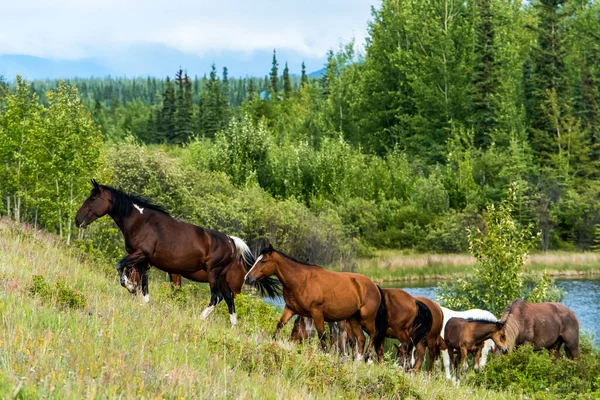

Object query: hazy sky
[0,0,377,77]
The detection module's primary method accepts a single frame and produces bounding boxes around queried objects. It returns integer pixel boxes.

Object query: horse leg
[222,283,237,326]
[273,306,295,339]
[200,269,224,320]
[460,346,469,376]
[116,252,146,294]
[427,339,437,374]
[565,340,580,359]
[169,273,182,287]
[442,349,452,380]
[473,344,483,372]
[411,341,426,372]
[311,309,328,352]
[348,318,366,361]
[140,266,150,303]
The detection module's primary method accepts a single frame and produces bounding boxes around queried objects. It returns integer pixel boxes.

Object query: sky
[0,0,377,78]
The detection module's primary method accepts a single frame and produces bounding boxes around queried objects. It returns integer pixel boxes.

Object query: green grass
[0,218,519,399]
[355,250,600,283]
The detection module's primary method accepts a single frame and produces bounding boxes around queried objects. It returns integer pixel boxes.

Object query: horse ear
[268,243,274,252]
[91,179,99,189]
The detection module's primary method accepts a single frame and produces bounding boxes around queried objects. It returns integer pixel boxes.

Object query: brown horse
[244,245,388,361]
[409,296,444,372]
[444,317,509,381]
[376,288,432,368]
[501,299,580,359]
[75,180,280,325]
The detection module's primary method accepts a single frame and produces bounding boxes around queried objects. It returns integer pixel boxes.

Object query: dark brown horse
[75,180,280,325]
[244,245,388,361]
[501,299,580,359]
[409,296,445,372]
[376,288,432,368]
[444,317,509,381]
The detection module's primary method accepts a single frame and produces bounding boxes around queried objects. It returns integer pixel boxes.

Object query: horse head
[75,180,112,228]
[489,321,509,354]
[244,243,278,285]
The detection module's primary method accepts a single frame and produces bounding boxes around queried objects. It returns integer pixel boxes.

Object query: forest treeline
[1,0,600,264]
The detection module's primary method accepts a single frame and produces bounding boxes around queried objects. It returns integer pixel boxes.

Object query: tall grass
[0,218,515,399]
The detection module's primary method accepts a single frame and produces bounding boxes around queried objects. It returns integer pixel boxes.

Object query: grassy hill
[0,218,538,398]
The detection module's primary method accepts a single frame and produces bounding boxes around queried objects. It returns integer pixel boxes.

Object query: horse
[375,288,432,369]
[75,180,281,325]
[440,306,498,380]
[290,317,357,358]
[501,299,580,359]
[402,296,444,373]
[444,317,509,381]
[244,244,388,362]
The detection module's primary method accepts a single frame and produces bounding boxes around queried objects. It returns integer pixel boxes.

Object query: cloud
[0,0,374,60]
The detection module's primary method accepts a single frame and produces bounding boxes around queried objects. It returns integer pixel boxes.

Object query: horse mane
[97,184,170,217]
[465,318,501,325]
[500,299,523,350]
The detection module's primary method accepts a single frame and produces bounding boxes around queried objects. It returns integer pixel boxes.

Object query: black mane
[96,184,170,217]
[259,247,315,267]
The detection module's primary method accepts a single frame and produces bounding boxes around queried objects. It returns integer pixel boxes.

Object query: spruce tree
[301,62,308,87]
[202,64,221,138]
[247,78,255,100]
[221,67,231,125]
[471,0,499,149]
[270,49,279,98]
[159,76,176,142]
[283,62,292,98]
[173,69,194,144]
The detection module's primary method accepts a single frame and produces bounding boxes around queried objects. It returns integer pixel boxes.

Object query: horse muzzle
[244,276,257,285]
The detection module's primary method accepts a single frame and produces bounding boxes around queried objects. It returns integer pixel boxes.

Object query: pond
[265,278,600,345]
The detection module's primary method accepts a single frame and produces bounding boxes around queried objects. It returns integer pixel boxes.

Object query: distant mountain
[308,68,326,78]
[0,55,111,80]
[0,50,328,80]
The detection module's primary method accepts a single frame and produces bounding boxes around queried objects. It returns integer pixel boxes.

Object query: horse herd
[75,180,581,381]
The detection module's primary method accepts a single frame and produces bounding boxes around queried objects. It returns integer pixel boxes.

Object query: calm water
[265,279,600,344]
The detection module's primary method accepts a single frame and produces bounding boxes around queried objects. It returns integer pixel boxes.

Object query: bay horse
[75,180,281,325]
[501,299,580,359]
[440,306,498,380]
[444,317,509,381]
[376,288,432,369]
[403,296,444,373]
[244,244,388,362]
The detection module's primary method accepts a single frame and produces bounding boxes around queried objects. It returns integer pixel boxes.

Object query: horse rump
[373,286,389,350]
[411,300,433,346]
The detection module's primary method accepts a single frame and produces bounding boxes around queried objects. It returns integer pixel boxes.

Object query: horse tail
[229,236,281,298]
[374,286,389,350]
[410,300,433,346]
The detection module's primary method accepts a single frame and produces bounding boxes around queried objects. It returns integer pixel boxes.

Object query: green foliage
[437,186,562,315]
[30,275,87,309]
[470,342,600,398]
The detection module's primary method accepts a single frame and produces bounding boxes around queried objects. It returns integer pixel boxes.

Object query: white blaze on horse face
[200,305,216,320]
[244,254,263,281]
[133,203,144,215]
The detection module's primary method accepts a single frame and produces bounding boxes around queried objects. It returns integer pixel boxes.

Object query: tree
[301,62,308,87]
[173,69,194,144]
[247,78,256,100]
[159,76,176,142]
[283,62,292,98]
[270,49,279,98]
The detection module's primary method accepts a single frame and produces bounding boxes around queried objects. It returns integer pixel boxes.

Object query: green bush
[29,275,87,309]
[470,342,600,397]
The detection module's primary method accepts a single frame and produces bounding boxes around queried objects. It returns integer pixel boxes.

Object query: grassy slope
[356,250,600,282]
[0,218,518,399]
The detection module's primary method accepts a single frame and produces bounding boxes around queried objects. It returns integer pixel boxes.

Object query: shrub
[437,185,562,315]
[29,275,87,309]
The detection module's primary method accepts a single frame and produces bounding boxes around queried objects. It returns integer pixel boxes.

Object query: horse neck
[108,206,145,236]
[274,256,310,292]
[471,323,499,343]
